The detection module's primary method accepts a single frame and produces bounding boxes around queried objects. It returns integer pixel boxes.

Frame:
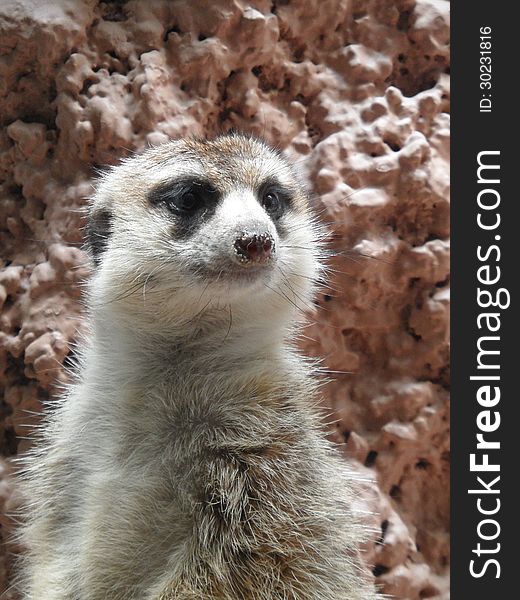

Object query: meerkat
[15,133,378,600]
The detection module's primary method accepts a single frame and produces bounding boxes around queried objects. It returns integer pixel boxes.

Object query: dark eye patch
[257,178,294,220]
[148,177,220,216]
[86,208,112,266]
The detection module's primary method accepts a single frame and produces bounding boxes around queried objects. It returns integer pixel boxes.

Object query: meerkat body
[17,134,378,600]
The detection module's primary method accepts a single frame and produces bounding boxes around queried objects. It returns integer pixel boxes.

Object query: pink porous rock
[0,0,449,598]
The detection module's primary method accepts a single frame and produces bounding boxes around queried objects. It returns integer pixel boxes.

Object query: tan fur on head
[85,133,324,344]
[14,133,379,599]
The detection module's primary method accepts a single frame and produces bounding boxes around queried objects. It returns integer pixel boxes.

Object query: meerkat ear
[86,208,112,266]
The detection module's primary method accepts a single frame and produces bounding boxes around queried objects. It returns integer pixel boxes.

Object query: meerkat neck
[91,303,295,363]
[83,306,300,406]
[78,309,308,429]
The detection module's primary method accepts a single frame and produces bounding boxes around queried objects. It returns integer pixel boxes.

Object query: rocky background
[0,0,450,598]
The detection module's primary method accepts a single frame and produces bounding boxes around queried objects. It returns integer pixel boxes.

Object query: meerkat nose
[233,232,275,265]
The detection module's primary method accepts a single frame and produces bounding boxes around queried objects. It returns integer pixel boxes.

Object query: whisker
[264,283,307,316]
[222,305,233,342]
[142,263,168,304]
[276,265,318,314]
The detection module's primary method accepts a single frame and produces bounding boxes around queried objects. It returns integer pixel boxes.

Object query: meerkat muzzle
[233,232,275,265]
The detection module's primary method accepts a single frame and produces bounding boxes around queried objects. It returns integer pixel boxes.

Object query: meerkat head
[86,133,325,336]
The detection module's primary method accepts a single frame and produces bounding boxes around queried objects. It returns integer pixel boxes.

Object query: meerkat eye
[262,191,280,215]
[170,191,203,213]
[259,182,292,220]
[148,178,219,216]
